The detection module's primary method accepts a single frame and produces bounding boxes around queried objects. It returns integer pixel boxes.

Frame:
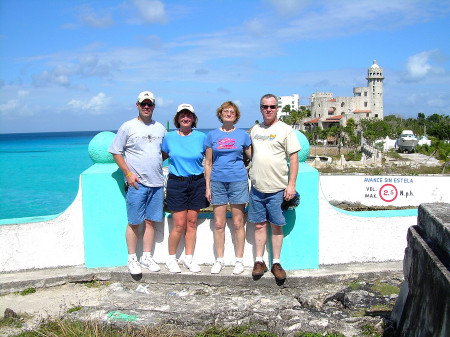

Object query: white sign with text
[320,175,449,207]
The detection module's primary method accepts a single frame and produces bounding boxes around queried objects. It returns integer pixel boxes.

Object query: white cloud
[78,55,119,77]
[139,35,163,49]
[0,99,20,116]
[131,0,168,24]
[31,54,118,87]
[405,51,433,79]
[245,18,266,37]
[155,97,173,108]
[79,5,114,28]
[18,90,29,98]
[33,65,74,87]
[403,50,444,82]
[273,0,439,41]
[68,93,112,115]
[0,98,34,117]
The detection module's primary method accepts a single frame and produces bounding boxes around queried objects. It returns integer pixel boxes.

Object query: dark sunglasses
[261,105,277,109]
[139,102,154,108]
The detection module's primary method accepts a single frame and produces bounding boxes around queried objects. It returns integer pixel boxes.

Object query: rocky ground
[390,152,441,167]
[1,265,403,337]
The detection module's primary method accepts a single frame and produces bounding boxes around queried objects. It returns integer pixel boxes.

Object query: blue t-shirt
[205,128,251,182]
[162,130,206,176]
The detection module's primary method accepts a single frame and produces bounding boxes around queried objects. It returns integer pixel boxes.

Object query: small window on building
[341,102,345,107]
[366,113,369,117]
[364,92,367,96]
[375,114,378,118]
[364,102,368,107]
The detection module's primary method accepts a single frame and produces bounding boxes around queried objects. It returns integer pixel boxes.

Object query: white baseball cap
[176,103,195,113]
[137,91,155,103]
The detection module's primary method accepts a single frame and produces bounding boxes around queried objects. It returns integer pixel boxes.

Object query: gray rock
[4,308,18,319]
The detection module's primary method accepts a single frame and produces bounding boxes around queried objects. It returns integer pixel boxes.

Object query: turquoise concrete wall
[268,130,319,270]
[268,163,319,270]
[81,163,128,268]
[283,163,319,269]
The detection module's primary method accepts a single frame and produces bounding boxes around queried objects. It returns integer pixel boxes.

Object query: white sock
[168,254,177,261]
[142,252,151,258]
[217,257,224,263]
[185,254,193,263]
[235,257,243,263]
[255,256,263,262]
[128,253,137,261]
[273,258,280,264]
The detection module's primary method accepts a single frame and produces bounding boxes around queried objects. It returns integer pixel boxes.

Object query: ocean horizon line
[0,130,116,136]
[0,127,252,137]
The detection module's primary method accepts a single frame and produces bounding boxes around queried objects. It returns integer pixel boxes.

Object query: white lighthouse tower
[366,60,384,119]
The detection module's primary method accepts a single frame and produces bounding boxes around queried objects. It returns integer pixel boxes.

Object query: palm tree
[284,106,310,129]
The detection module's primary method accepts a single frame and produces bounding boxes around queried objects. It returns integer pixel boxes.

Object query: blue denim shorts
[166,173,209,212]
[126,183,164,225]
[210,180,249,205]
[248,187,286,226]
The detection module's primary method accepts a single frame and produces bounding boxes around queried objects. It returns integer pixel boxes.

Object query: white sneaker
[127,258,142,275]
[211,260,224,274]
[183,259,201,273]
[139,255,160,272]
[165,259,181,273]
[233,261,245,275]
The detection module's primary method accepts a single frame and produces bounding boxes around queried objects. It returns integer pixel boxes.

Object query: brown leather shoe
[271,263,286,281]
[252,261,268,277]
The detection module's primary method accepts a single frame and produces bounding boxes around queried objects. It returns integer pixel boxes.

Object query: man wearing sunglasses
[248,93,301,283]
[109,91,167,276]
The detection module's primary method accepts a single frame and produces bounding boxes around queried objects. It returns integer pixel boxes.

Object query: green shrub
[344,151,362,161]
[20,287,36,296]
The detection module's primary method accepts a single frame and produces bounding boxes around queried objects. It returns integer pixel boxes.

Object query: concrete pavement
[0,262,404,337]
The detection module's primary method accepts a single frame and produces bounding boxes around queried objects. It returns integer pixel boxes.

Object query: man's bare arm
[112,154,140,189]
[284,151,299,200]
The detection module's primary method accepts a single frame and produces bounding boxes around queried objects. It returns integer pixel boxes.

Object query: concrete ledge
[0,261,402,295]
[0,180,85,272]
[392,203,450,337]
[418,203,450,267]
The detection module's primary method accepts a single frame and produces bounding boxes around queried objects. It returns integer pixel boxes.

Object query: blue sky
[1,0,449,133]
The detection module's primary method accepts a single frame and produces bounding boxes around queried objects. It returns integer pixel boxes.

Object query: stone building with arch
[303,60,384,132]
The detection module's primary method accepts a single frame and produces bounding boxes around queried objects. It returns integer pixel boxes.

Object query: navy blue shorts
[166,173,209,212]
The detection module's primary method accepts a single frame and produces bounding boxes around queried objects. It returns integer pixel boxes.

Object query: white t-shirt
[249,121,301,193]
[109,118,166,187]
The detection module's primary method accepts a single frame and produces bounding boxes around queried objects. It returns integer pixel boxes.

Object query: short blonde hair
[216,101,241,124]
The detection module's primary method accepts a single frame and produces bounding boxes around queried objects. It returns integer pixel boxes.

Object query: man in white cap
[109,91,167,276]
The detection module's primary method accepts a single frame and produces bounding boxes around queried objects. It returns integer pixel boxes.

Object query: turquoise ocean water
[0,129,214,220]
